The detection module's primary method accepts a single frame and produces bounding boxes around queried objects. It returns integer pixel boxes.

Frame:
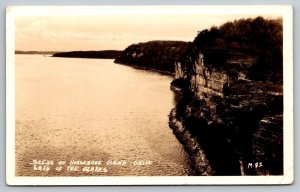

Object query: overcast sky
[15,14,279,52]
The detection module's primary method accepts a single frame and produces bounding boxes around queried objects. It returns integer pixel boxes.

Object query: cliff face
[112,17,283,176]
[114,41,189,74]
[169,50,283,175]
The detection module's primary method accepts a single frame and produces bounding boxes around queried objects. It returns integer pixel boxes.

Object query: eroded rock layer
[169,50,283,175]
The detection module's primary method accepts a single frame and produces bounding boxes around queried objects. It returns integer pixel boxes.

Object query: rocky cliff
[169,17,283,176]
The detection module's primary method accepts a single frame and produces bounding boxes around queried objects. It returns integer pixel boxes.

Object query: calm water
[15,54,193,176]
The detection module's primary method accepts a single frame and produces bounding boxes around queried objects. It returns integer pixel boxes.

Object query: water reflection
[15,55,194,176]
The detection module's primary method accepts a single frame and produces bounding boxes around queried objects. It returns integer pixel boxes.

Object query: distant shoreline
[114,62,174,77]
[52,50,122,59]
[15,50,59,55]
[15,50,123,60]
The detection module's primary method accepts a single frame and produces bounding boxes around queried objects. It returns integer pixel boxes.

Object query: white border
[6,5,294,185]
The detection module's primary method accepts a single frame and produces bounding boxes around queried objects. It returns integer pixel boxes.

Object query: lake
[15,54,194,176]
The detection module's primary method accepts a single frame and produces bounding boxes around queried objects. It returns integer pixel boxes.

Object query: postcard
[6,5,293,185]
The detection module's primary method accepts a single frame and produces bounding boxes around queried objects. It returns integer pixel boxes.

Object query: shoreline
[168,108,214,176]
[113,62,174,77]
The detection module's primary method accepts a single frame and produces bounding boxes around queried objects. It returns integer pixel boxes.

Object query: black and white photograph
[6,5,293,185]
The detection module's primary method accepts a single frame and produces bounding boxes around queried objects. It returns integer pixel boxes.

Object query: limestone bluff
[170,50,282,175]
[170,16,283,176]
[115,17,283,176]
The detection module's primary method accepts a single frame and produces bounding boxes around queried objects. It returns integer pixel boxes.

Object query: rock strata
[169,49,283,175]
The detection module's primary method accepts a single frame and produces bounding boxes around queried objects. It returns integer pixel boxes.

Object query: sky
[15,14,280,52]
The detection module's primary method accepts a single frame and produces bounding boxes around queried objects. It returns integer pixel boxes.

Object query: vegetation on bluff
[115,17,282,82]
[114,41,189,74]
[53,50,122,59]
[192,16,283,82]
[170,16,284,175]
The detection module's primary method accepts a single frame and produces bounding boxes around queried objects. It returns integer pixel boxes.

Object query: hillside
[114,41,189,74]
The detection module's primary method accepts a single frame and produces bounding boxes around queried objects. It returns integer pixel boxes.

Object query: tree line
[192,16,283,82]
